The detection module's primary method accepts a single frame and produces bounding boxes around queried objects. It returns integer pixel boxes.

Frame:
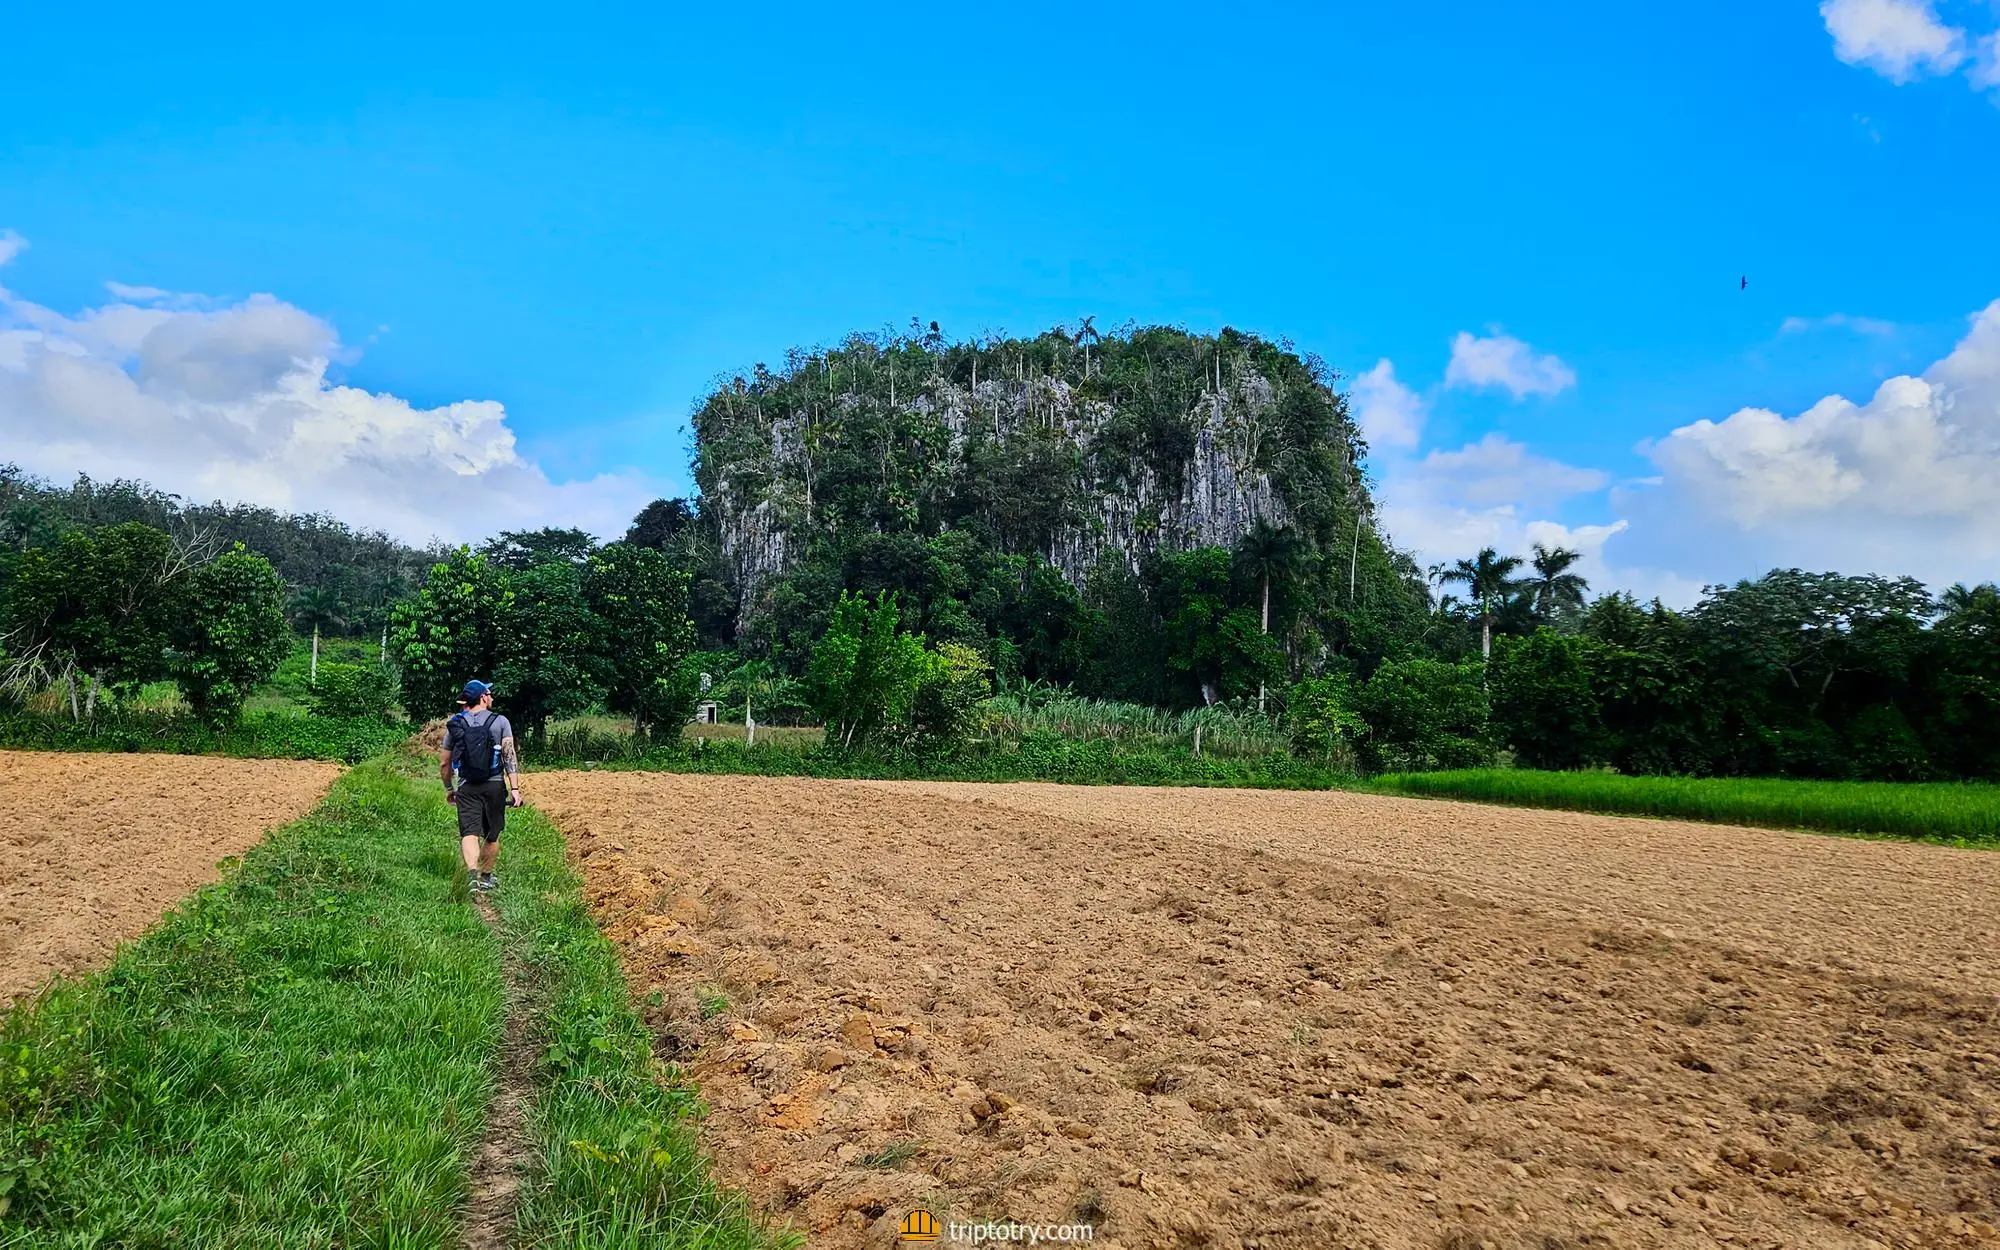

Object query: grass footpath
[0,754,792,1248]
[0,758,500,1246]
[486,764,795,1249]
[1373,768,2000,846]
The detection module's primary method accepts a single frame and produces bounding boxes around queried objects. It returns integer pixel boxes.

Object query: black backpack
[454,711,503,783]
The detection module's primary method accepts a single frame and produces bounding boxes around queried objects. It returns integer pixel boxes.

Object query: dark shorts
[456,778,507,843]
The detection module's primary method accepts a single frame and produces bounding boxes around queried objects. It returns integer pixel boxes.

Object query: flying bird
[1741,276,1748,290]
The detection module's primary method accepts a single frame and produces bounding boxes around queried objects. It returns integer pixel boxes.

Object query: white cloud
[1624,297,2000,588]
[103,281,170,302]
[0,231,24,268]
[1349,358,1425,451]
[1974,31,2000,89]
[1820,0,1967,82]
[1443,331,1576,400]
[1412,433,1607,508]
[0,235,658,545]
[1779,313,1896,336]
[1376,433,1617,582]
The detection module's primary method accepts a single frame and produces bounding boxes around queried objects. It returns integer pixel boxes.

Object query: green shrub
[305,662,399,721]
[1286,676,1362,767]
[1489,629,1604,770]
[908,642,991,748]
[1353,658,1491,772]
[0,709,407,764]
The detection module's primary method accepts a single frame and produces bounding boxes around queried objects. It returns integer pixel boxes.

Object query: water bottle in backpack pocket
[455,712,503,783]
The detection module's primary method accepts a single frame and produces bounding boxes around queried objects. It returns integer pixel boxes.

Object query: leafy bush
[305,662,400,722]
[1488,629,1603,770]
[0,709,407,764]
[808,592,927,749]
[3,526,289,726]
[169,547,292,725]
[908,642,991,747]
[1352,658,1491,772]
[1286,676,1362,768]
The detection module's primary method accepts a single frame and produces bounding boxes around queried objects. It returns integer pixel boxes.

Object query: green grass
[488,777,796,1248]
[981,693,1289,760]
[1,752,796,1248]
[0,708,409,763]
[1371,768,2000,845]
[526,729,1351,790]
[0,758,502,1246]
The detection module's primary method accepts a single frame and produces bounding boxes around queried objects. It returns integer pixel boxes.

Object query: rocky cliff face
[694,326,1364,610]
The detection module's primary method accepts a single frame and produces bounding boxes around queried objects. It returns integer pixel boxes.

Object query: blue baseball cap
[460,680,493,701]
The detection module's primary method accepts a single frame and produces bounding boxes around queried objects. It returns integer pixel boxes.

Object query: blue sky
[4,1,1998,598]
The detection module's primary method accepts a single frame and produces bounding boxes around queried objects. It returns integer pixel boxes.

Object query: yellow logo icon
[899,1208,942,1242]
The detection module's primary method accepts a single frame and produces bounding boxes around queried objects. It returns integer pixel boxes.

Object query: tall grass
[980,694,1288,759]
[0,707,409,763]
[1373,769,2000,845]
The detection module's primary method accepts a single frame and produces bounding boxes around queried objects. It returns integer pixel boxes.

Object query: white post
[1193,725,1203,756]
[746,694,756,747]
[310,625,320,684]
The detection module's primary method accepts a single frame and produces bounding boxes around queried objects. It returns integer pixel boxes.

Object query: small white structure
[695,701,718,725]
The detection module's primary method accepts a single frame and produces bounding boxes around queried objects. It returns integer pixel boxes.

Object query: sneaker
[479,873,496,892]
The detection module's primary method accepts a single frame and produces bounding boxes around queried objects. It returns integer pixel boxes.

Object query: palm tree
[288,587,349,684]
[1439,547,1526,660]
[1528,543,1590,622]
[728,660,790,748]
[1941,582,1999,614]
[1235,522,1305,635]
[1235,522,1306,710]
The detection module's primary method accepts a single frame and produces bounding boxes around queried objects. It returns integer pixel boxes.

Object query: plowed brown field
[0,750,340,1002]
[533,773,2000,1250]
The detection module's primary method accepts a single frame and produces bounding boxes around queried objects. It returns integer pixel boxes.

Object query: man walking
[440,679,521,893]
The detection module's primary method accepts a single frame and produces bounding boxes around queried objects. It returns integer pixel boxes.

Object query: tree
[625,498,696,550]
[582,544,699,736]
[1488,629,1603,769]
[1527,544,1589,624]
[479,527,598,571]
[1235,521,1306,709]
[724,659,789,745]
[288,585,349,683]
[1287,675,1363,764]
[389,550,514,720]
[1693,569,1932,720]
[1439,547,1526,660]
[1352,658,1491,772]
[907,641,992,748]
[171,546,291,725]
[807,592,927,749]
[1920,582,2000,779]
[494,560,606,739]
[1153,547,1280,706]
[2,523,184,717]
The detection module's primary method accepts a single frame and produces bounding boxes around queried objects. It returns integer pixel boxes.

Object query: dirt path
[0,749,341,1003]
[535,773,2000,1250]
[459,890,531,1250]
